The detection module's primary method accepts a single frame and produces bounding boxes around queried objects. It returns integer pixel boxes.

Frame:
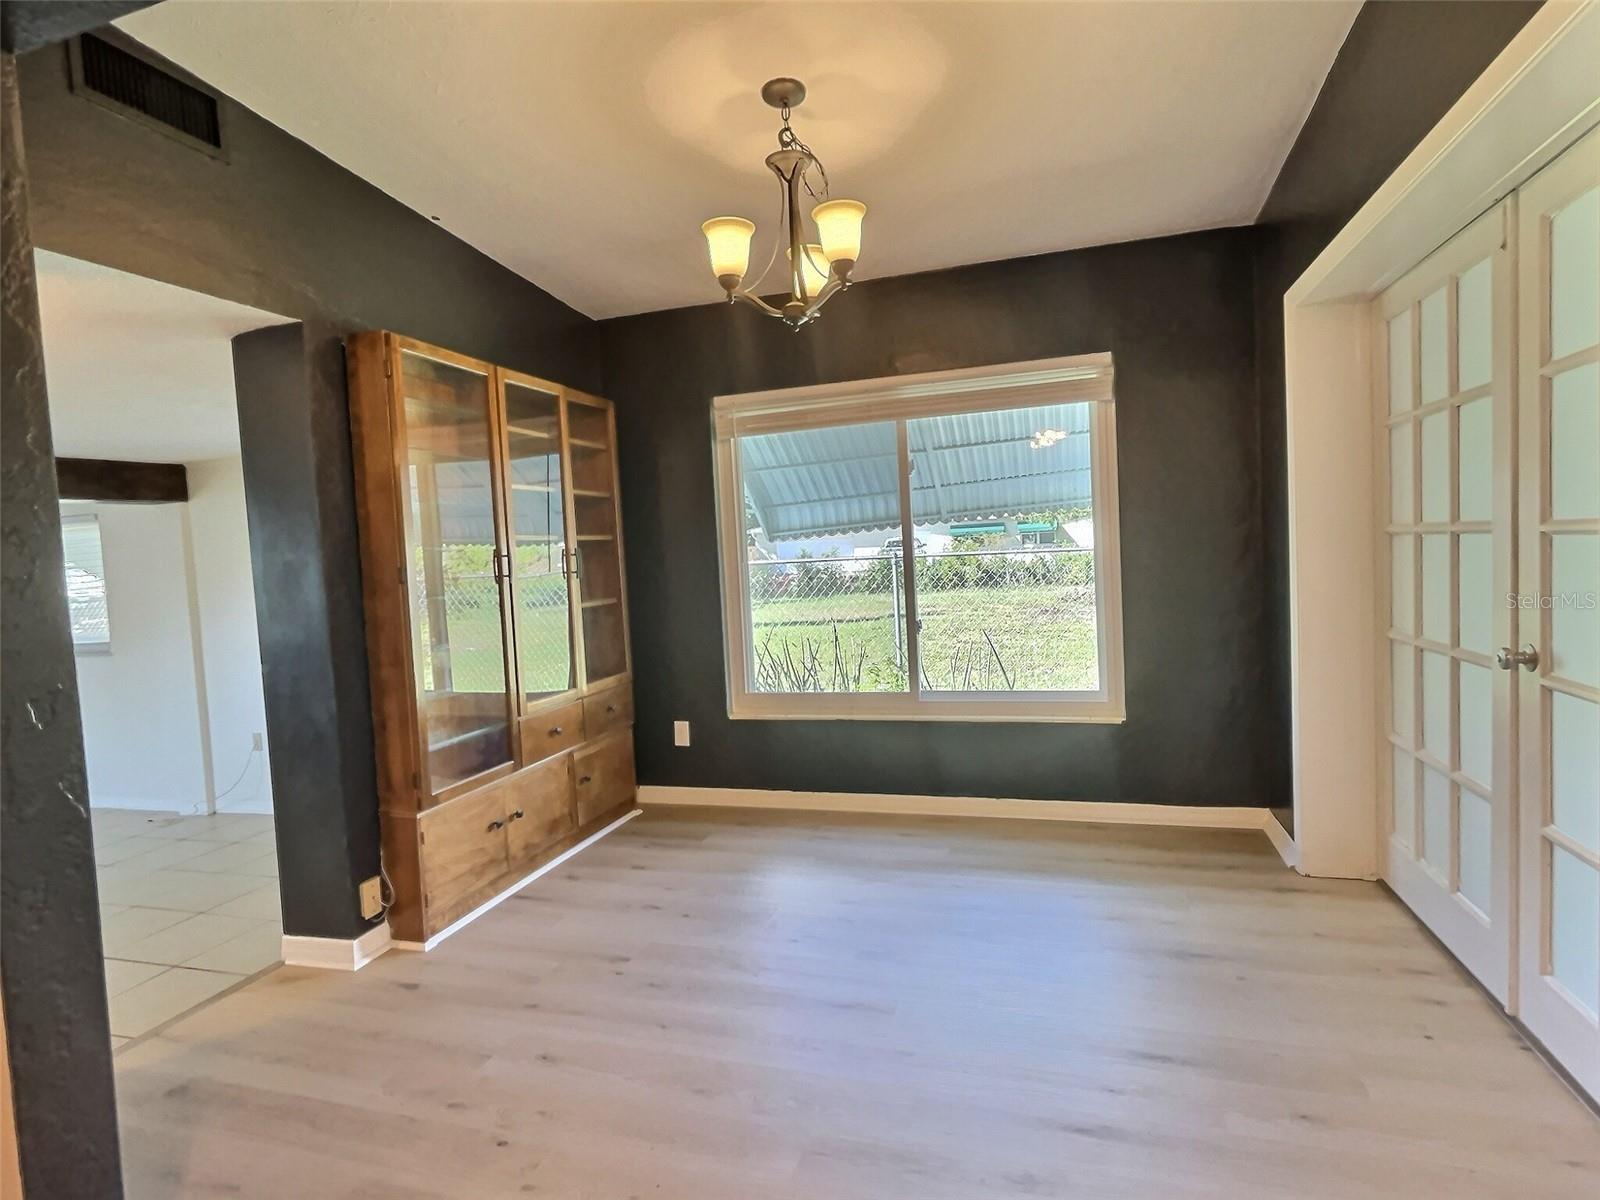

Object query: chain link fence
[748,545,1098,694]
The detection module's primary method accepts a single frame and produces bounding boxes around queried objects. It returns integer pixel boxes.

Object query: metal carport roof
[739,402,1093,540]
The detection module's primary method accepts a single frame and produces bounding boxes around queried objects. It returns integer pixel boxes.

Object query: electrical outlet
[359,875,383,919]
[673,720,691,747]
[251,731,264,751]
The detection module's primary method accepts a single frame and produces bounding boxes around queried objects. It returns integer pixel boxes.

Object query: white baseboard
[214,795,274,816]
[1263,814,1300,871]
[392,808,643,953]
[282,921,392,971]
[91,797,208,816]
[639,785,1279,832]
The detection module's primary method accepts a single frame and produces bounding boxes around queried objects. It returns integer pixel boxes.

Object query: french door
[1377,125,1599,1097]
[1377,202,1517,1003]
[1514,128,1599,1099]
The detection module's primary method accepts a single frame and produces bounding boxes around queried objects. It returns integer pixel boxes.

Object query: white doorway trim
[1284,1,1600,879]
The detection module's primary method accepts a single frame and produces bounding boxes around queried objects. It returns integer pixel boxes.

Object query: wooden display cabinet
[347,332,635,942]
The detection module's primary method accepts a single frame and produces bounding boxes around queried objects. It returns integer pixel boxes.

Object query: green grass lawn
[751,582,1099,692]
[418,579,1100,698]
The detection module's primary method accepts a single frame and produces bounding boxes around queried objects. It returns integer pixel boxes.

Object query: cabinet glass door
[502,376,578,705]
[398,349,515,796]
[567,397,629,685]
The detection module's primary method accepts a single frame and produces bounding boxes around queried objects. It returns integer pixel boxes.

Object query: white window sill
[728,697,1127,724]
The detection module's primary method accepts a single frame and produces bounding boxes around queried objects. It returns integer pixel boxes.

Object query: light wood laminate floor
[114,807,1598,1198]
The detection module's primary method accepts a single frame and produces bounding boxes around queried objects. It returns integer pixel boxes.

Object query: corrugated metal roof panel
[741,402,1093,539]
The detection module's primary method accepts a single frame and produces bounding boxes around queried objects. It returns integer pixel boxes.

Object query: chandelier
[701,78,867,328]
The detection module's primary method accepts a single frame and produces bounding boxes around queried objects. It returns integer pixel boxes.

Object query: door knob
[1496,645,1539,671]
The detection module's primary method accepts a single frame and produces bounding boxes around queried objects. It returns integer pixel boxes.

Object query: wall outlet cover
[359,875,383,920]
[673,720,691,747]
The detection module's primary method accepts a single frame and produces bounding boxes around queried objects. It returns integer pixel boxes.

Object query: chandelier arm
[742,178,788,296]
[729,290,786,319]
[801,276,845,319]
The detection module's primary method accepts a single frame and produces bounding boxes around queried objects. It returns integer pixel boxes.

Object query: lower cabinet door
[419,788,511,930]
[572,730,636,826]
[504,753,575,868]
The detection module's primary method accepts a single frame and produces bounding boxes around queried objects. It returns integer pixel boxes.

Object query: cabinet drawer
[520,700,585,763]
[583,685,633,737]
[503,753,575,867]
[572,730,636,827]
[418,788,510,927]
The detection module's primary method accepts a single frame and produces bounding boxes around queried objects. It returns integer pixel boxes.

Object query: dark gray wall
[17,30,600,388]
[601,229,1267,808]
[1,40,125,1200]
[15,30,605,940]
[232,323,383,938]
[1251,0,1542,832]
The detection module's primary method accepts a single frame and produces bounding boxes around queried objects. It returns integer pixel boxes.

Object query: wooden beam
[55,457,187,503]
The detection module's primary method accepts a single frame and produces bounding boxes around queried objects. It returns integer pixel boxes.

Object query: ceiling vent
[69,33,224,157]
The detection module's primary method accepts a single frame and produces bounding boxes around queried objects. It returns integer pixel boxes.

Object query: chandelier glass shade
[700,78,866,328]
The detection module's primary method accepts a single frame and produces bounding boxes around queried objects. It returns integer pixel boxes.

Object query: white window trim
[712,353,1126,723]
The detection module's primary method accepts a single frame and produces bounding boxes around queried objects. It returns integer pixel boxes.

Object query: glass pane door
[502,379,576,705]
[1376,203,1514,1003]
[399,350,515,796]
[568,398,629,685]
[1516,129,1600,1099]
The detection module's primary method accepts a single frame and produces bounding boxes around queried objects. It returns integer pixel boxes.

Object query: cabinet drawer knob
[578,774,593,785]
[605,704,617,714]
[509,809,524,821]
[549,726,563,736]
[486,819,505,832]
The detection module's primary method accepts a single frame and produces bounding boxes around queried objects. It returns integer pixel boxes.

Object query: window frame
[712,353,1126,723]
[60,511,113,654]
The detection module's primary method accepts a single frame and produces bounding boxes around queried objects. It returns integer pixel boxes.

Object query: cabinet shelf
[506,424,555,439]
[581,597,620,609]
[569,437,609,450]
[571,487,612,499]
[510,482,555,493]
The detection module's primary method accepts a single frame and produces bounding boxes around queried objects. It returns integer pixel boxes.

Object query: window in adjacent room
[60,512,112,651]
[712,354,1125,722]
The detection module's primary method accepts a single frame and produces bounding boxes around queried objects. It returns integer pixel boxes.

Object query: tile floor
[92,808,281,1048]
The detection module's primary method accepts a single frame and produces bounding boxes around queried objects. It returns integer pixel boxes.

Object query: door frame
[1282,1,1600,879]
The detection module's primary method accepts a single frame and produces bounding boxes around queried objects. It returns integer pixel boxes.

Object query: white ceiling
[36,251,288,463]
[118,1,1359,320]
